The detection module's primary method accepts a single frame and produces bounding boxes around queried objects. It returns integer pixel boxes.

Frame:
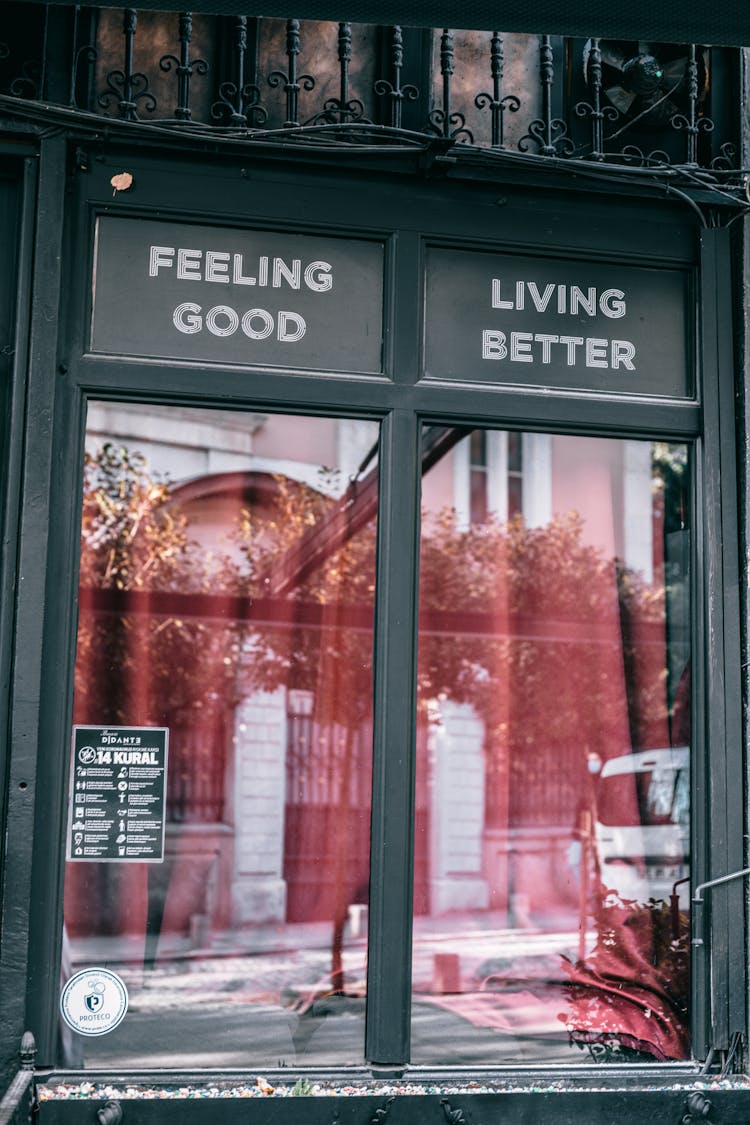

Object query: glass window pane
[62,404,378,1069]
[414,431,691,1065]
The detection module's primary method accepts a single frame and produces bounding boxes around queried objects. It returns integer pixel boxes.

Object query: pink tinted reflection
[63,406,377,1068]
[413,431,690,1065]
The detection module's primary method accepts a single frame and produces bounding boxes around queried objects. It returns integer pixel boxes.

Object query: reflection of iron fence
[509,749,580,827]
[483,746,580,829]
[284,703,372,922]
[0,9,738,171]
[167,723,226,823]
[285,711,372,808]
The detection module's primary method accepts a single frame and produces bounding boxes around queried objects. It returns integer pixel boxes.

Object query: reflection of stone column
[623,439,653,582]
[429,701,489,915]
[230,688,287,925]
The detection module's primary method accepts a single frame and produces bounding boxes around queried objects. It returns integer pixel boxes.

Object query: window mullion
[366,407,421,1067]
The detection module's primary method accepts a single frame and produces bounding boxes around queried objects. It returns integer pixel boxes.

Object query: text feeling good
[148,245,334,343]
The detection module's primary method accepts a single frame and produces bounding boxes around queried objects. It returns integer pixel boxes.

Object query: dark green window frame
[1,135,743,1088]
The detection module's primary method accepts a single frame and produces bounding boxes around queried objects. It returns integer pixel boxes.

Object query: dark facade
[1,5,750,1122]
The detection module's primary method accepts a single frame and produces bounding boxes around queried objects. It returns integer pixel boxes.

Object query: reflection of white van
[595,747,689,906]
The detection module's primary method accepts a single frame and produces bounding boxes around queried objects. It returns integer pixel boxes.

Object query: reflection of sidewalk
[408,913,588,1065]
[68,912,588,1033]
[413,922,583,986]
[69,917,341,968]
[67,911,593,1069]
[69,921,368,1020]
[69,906,584,963]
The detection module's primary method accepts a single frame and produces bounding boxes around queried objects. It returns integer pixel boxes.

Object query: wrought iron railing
[0,1033,36,1125]
[0,5,741,174]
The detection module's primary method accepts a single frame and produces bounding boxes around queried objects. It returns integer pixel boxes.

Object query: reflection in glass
[63,404,378,1068]
[413,431,690,1065]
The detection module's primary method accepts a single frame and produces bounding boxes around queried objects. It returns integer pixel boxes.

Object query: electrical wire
[1,92,749,218]
[720,1031,743,1078]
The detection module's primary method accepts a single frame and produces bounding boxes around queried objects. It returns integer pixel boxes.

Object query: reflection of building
[75,406,679,941]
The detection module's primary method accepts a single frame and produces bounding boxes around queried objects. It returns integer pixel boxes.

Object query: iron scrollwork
[159,12,208,122]
[9,59,42,101]
[519,35,574,156]
[669,44,713,166]
[307,23,369,125]
[427,29,473,143]
[680,1090,712,1124]
[475,32,520,149]
[374,25,419,131]
[620,144,671,167]
[98,9,156,120]
[519,115,574,157]
[97,1101,124,1125]
[711,142,737,171]
[268,19,316,128]
[370,1094,396,1124]
[441,1098,468,1124]
[576,38,619,161]
[212,80,266,128]
[211,17,266,129]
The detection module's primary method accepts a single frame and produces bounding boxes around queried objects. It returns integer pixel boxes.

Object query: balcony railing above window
[0,4,742,178]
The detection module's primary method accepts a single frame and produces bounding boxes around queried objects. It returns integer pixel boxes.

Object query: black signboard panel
[424,247,690,398]
[67,726,168,863]
[91,217,385,374]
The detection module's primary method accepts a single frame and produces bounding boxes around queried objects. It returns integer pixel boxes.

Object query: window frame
[0,147,39,1084]
[14,140,742,1078]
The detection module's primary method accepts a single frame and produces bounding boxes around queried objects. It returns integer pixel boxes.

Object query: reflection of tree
[560,894,689,1062]
[419,509,664,829]
[233,472,375,724]
[75,444,243,824]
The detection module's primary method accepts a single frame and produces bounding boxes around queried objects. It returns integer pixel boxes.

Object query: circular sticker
[60,968,128,1036]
